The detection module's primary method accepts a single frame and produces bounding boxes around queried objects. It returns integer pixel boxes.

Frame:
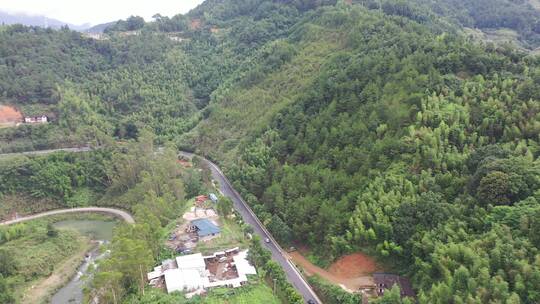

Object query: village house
[83,32,107,40]
[24,115,48,124]
[187,218,221,242]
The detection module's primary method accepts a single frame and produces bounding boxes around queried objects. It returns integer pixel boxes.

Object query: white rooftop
[164,268,209,293]
[234,250,257,276]
[175,253,206,270]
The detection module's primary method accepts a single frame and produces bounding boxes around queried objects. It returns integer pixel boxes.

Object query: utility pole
[111,287,117,304]
[140,264,145,295]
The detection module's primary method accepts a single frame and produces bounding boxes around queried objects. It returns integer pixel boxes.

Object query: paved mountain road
[180,152,322,304]
[0,207,135,225]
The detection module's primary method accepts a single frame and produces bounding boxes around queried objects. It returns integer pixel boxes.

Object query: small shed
[191,219,220,241]
[209,193,218,203]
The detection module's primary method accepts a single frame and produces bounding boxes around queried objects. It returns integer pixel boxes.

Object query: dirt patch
[190,18,202,30]
[327,253,379,279]
[182,207,217,221]
[0,105,22,124]
[289,251,375,292]
[205,254,238,281]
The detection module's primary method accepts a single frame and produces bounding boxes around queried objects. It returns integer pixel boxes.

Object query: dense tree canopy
[2,0,540,303]
[184,3,540,303]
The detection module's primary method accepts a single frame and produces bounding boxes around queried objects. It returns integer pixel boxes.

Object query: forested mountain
[184,1,540,303]
[353,0,540,48]
[0,11,89,30]
[85,21,116,34]
[1,0,540,303]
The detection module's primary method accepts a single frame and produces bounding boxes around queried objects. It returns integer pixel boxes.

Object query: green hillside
[1,0,540,303]
[355,0,540,48]
[183,3,540,303]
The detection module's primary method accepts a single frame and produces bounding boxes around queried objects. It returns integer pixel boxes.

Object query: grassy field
[21,239,94,304]
[2,228,86,302]
[0,214,115,303]
[202,283,280,304]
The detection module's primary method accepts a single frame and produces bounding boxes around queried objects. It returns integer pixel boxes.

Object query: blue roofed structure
[191,218,221,238]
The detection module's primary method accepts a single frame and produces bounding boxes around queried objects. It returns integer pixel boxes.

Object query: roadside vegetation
[202,284,280,304]
[308,276,363,304]
[0,194,61,221]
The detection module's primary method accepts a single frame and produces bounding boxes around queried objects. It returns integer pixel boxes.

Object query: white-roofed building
[148,249,257,294]
[164,253,208,293]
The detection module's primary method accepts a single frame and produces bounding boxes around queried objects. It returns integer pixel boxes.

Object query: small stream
[49,220,116,304]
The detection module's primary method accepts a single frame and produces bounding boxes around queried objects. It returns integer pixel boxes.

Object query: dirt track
[290,251,376,292]
[0,105,22,123]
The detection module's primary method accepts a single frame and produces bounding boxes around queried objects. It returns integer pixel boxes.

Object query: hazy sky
[0,0,205,25]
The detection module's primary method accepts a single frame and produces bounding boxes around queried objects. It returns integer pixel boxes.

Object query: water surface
[53,219,116,241]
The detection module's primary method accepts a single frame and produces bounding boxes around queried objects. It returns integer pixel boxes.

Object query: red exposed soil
[190,19,202,30]
[289,251,379,292]
[0,105,23,123]
[327,253,379,278]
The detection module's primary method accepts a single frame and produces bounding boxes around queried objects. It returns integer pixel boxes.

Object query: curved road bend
[180,152,322,304]
[0,207,135,226]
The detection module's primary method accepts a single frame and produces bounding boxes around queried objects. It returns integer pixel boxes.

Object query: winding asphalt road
[180,152,322,304]
[0,207,135,225]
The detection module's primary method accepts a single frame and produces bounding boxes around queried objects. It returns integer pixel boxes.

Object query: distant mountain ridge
[85,21,117,33]
[0,10,90,31]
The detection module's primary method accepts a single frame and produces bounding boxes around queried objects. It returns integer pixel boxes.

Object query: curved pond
[50,219,117,304]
